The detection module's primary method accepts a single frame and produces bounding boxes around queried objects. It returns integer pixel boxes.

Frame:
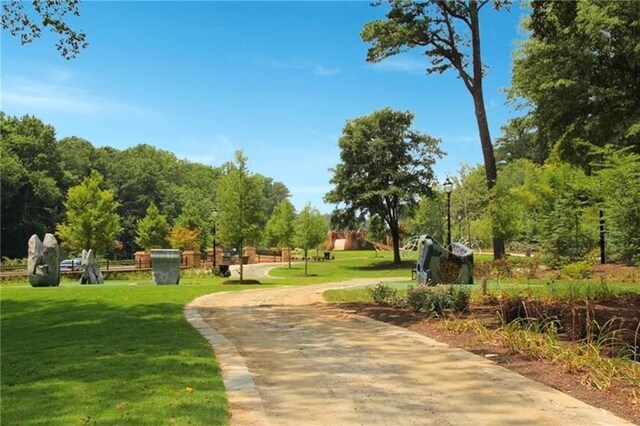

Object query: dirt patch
[221,279,261,285]
[334,302,640,424]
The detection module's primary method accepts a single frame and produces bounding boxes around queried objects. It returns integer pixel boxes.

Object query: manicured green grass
[0,281,273,425]
[1,253,411,425]
[271,250,412,284]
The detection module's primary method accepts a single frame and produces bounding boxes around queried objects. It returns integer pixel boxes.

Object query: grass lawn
[1,251,408,425]
[0,278,272,425]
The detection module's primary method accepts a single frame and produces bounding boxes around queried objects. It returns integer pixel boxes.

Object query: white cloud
[370,56,425,75]
[174,133,236,166]
[2,74,152,117]
[260,58,340,76]
[314,65,341,76]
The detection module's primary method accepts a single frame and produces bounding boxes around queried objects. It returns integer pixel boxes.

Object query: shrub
[560,261,592,279]
[369,284,395,305]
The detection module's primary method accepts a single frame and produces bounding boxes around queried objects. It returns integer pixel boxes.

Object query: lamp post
[443,177,453,248]
[211,208,218,271]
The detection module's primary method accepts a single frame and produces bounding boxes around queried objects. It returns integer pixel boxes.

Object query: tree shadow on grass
[1,298,227,425]
[345,260,415,271]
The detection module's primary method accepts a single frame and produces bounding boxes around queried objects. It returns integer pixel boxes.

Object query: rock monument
[27,233,61,287]
[80,249,104,284]
[150,249,181,285]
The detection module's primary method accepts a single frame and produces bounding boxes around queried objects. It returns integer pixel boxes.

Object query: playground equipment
[414,236,474,285]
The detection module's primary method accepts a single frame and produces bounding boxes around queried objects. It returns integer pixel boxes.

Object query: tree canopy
[1,0,88,59]
[294,204,328,276]
[135,202,170,250]
[508,0,640,171]
[215,150,265,281]
[325,107,442,263]
[56,171,122,253]
[362,0,510,258]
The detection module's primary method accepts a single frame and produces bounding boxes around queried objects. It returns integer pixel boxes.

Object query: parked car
[60,258,82,272]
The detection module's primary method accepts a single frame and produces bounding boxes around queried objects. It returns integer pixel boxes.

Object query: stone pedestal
[243,246,257,264]
[282,247,291,262]
[206,247,223,266]
[134,251,151,269]
[182,250,201,268]
[150,249,180,285]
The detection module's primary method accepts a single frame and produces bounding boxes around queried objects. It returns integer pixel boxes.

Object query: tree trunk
[304,248,308,276]
[390,224,402,264]
[469,1,504,260]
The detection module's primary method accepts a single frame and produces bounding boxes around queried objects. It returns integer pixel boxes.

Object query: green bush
[369,284,395,305]
[560,261,592,279]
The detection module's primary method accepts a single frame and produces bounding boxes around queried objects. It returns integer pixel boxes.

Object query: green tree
[263,200,296,268]
[597,149,640,265]
[0,113,65,258]
[58,136,97,186]
[294,204,328,276]
[509,1,640,171]
[135,202,170,250]
[362,0,510,258]
[215,150,265,282]
[168,225,200,252]
[175,202,207,250]
[57,171,122,253]
[1,0,88,59]
[324,108,442,264]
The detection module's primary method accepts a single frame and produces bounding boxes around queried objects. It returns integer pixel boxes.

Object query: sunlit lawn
[0,281,265,425]
[0,251,409,425]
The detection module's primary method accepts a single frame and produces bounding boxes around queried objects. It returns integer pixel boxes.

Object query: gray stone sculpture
[150,249,181,285]
[80,249,104,284]
[27,233,61,287]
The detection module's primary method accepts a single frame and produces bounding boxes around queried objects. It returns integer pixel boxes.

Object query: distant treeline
[0,112,289,259]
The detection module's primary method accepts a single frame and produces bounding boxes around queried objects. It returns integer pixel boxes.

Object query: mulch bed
[332,301,640,424]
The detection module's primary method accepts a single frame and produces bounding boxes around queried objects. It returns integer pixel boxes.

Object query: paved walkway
[185,268,631,425]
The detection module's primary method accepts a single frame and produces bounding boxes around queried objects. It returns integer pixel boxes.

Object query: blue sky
[1,1,526,214]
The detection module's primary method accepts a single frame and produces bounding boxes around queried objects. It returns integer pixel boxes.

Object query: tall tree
[0,113,65,258]
[135,202,170,250]
[324,108,442,264]
[264,199,296,268]
[294,204,328,276]
[57,170,122,253]
[509,1,640,171]
[1,0,88,59]
[362,0,509,258]
[215,150,265,282]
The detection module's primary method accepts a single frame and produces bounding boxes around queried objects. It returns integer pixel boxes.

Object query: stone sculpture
[27,233,61,287]
[150,249,180,285]
[80,249,104,284]
[414,236,474,285]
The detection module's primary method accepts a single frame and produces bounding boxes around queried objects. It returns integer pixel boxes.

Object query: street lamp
[443,177,453,248]
[211,208,218,270]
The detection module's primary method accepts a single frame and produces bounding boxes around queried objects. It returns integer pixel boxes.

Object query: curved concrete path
[186,276,632,425]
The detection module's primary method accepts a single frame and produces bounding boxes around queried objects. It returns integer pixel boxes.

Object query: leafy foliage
[325,107,442,263]
[263,200,296,267]
[362,0,511,259]
[0,113,65,258]
[135,203,170,250]
[294,203,328,276]
[509,1,640,170]
[168,225,200,252]
[56,171,122,253]
[1,0,88,59]
[215,151,265,281]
